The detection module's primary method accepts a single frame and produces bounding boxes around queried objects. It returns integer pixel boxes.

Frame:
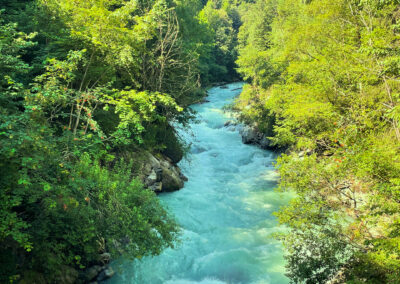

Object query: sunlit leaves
[236,0,400,282]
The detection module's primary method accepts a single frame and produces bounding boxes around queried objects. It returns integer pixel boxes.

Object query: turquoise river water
[106,82,290,284]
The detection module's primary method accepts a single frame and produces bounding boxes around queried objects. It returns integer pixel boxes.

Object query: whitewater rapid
[107,83,290,284]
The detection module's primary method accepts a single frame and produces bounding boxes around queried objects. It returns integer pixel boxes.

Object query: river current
[107,82,290,284]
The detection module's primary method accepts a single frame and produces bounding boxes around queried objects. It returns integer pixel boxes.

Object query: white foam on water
[106,83,290,284]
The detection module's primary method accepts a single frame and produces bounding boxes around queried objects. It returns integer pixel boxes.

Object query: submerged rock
[191,145,208,154]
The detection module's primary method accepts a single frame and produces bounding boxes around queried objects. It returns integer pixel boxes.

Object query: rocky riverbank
[140,152,187,193]
[224,120,276,150]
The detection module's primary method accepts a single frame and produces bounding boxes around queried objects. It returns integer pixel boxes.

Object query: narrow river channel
[107,82,290,284]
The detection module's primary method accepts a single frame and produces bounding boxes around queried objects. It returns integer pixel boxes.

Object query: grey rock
[147,153,161,169]
[238,124,275,150]
[149,182,163,192]
[161,166,184,192]
[239,125,259,144]
[141,152,186,192]
[146,170,157,186]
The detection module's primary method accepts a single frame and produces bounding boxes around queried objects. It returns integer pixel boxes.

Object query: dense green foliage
[9,0,400,282]
[199,0,241,81]
[235,0,400,282]
[0,0,244,282]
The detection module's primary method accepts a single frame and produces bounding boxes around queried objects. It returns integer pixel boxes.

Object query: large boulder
[159,159,184,191]
[238,124,274,150]
[141,152,186,192]
[239,125,260,144]
[161,166,184,191]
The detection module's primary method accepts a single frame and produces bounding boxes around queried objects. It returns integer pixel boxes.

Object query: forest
[235,0,400,283]
[1,0,400,283]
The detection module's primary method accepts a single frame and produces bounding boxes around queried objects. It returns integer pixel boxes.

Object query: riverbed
[107,82,290,284]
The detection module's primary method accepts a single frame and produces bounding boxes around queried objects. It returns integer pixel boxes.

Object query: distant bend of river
[106,82,290,284]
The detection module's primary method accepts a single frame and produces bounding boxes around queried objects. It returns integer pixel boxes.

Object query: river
[106,82,290,284]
